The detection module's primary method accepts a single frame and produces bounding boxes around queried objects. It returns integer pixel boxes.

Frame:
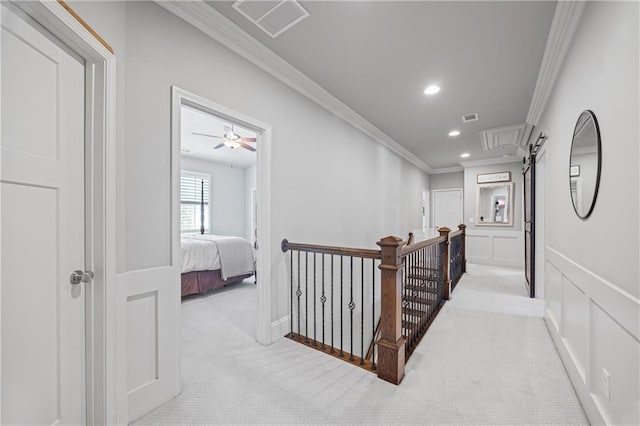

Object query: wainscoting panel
[545,261,562,332]
[117,266,181,422]
[561,275,588,382]
[466,234,491,262]
[466,229,524,268]
[544,246,640,425]
[589,302,640,425]
[492,234,521,264]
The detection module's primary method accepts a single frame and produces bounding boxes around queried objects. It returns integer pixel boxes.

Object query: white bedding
[181,234,255,279]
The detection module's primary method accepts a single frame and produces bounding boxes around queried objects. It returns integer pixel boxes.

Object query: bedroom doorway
[170,88,273,349]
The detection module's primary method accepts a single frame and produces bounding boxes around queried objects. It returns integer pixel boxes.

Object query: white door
[433,188,463,235]
[1,5,86,424]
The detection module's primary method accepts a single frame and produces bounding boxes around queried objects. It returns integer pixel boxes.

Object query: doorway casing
[170,87,273,346]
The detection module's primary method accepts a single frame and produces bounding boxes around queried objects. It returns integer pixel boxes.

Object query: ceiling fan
[193,125,257,152]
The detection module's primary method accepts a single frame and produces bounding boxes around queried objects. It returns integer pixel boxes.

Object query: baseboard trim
[270,316,290,343]
[544,312,606,425]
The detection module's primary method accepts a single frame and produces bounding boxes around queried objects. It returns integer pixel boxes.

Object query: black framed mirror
[569,110,601,219]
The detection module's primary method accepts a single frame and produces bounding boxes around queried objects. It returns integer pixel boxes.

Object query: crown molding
[526,1,587,125]
[459,156,522,168]
[429,166,464,175]
[155,0,433,173]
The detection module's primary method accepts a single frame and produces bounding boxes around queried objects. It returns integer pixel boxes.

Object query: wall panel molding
[545,245,640,425]
[466,229,524,268]
[116,266,181,422]
[547,246,640,340]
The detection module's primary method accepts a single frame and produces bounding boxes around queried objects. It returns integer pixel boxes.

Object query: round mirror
[569,110,601,219]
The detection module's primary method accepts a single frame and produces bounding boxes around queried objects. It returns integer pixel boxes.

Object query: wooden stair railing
[282,225,467,386]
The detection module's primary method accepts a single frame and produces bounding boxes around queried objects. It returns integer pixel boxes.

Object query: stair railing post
[438,227,452,300]
[375,236,406,385]
[458,224,467,273]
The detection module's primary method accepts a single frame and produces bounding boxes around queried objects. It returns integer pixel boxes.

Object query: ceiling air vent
[462,113,479,123]
[233,0,310,39]
[480,123,533,151]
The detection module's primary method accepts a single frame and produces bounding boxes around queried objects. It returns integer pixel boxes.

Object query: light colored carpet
[134,265,587,425]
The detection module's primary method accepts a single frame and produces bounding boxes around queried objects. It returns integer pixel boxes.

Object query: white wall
[463,162,524,268]
[181,156,246,237]
[68,1,430,420]
[536,2,639,424]
[245,164,256,242]
[429,171,463,190]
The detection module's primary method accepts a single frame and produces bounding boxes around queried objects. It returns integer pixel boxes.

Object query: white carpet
[134,265,587,425]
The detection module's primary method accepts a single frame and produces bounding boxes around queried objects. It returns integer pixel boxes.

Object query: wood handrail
[400,235,447,257]
[281,239,381,259]
[449,229,463,238]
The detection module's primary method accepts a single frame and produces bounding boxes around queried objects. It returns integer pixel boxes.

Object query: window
[180,171,210,233]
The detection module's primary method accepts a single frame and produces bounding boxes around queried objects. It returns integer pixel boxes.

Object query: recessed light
[448,130,460,137]
[424,85,440,95]
[460,153,470,158]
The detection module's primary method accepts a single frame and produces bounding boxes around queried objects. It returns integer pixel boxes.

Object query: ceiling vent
[480,123,534,151]
[232,0,310,39]
[462,113,479,123]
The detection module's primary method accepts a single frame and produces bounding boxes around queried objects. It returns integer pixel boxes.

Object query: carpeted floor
[134,265,587,425]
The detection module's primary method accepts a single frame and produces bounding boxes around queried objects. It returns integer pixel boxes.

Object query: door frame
[535,145,548,299]
[1,1,117,424]
[431,188,463,233]
[170,87,273,345]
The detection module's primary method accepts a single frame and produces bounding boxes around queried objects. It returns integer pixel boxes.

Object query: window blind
[180,171,210,232]
[180,171,210,205]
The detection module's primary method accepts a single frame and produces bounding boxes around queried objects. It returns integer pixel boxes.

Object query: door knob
[70,270,94,285]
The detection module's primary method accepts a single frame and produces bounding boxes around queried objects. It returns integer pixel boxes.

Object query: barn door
[1,4,87,424]
[523,156,535,298]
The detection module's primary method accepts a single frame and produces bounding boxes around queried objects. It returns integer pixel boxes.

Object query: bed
[181,234,256,297]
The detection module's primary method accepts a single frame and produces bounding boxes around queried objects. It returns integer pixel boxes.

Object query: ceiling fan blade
[239,142,256,152]
[193,132,222,138]
[213,143,225,149]
[240,137,257,143]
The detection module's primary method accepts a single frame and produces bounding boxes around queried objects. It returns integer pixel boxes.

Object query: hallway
[135,264,587,425]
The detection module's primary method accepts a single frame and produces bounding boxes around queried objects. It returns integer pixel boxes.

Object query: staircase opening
[281,224,467,384]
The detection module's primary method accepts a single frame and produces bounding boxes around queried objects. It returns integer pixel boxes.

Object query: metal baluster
[321,254,326,350]
[360,257,364,365]
[418,248,422,332]
[371,259,376,370]
[340,255,344,357]
[349,256,354,361]
[297,251,301,340]
[305,252,309,343]
[290,251,293,335]
[412,251,417,349]
[331,255,334,353]
[313,252,317,346]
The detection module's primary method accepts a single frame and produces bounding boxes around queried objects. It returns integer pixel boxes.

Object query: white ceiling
[207,1,557,169]
[181,105,257,168]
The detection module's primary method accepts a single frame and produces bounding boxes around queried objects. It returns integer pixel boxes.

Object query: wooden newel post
[376,236,406,385]
[458,224,467,273]
[438,227,452,300]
